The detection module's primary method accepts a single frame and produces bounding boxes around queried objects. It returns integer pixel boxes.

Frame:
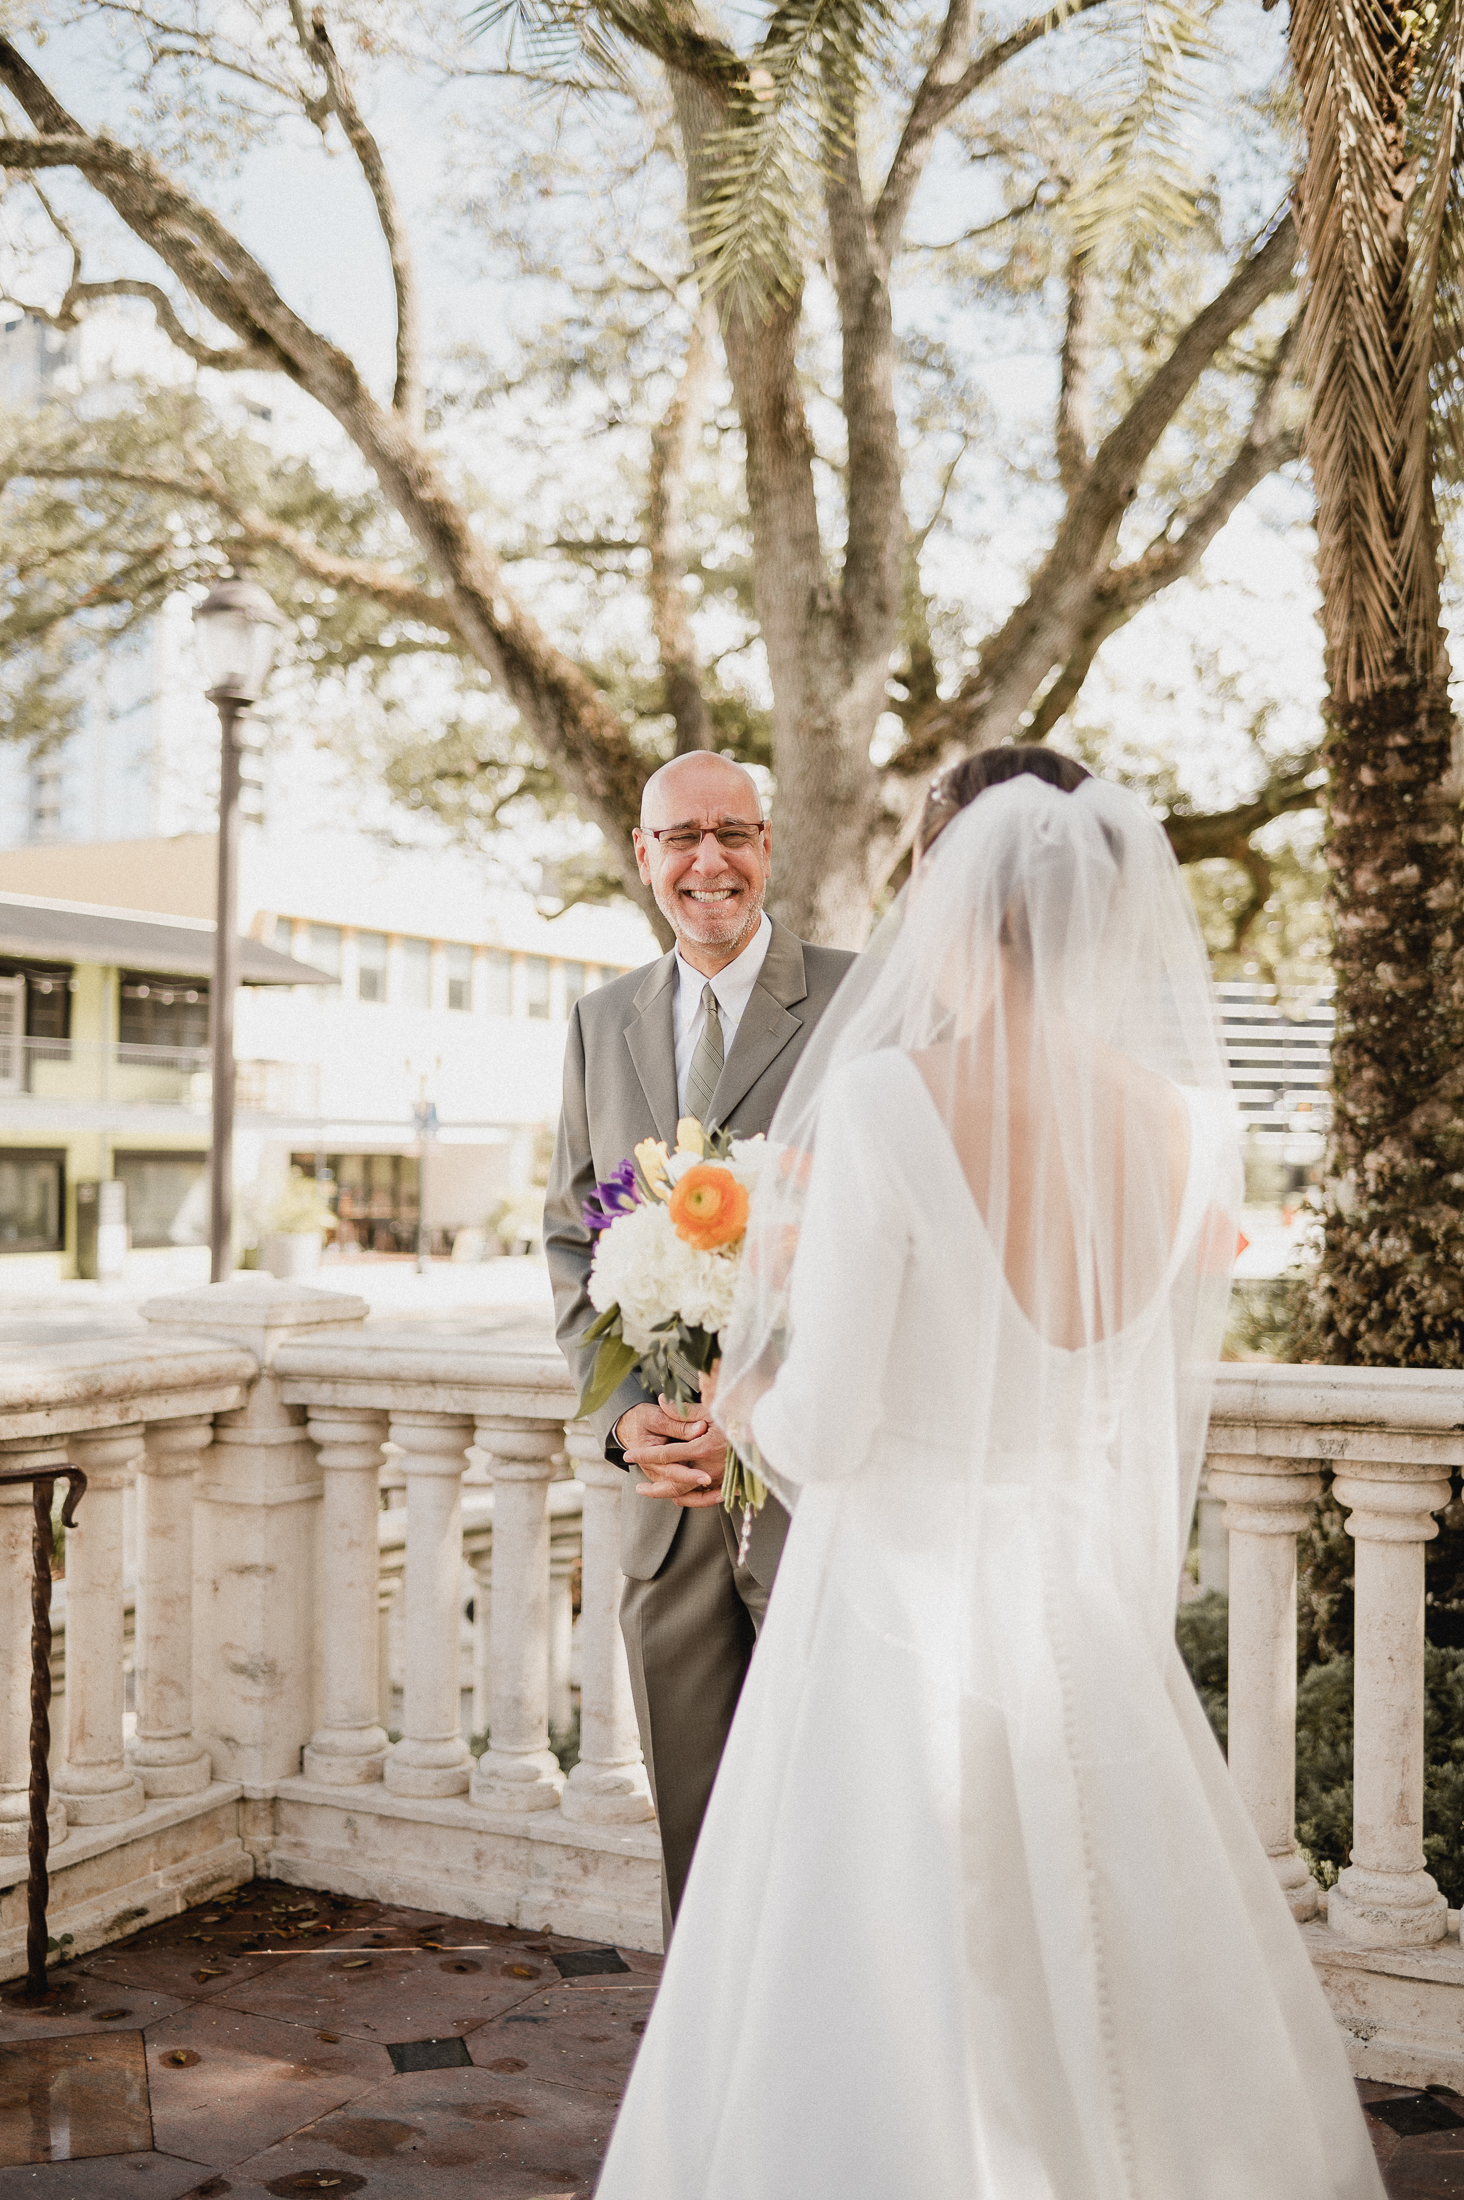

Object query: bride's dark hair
[916,746,1090,858]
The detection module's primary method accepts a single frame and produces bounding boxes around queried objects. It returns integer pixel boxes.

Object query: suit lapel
[624,952,681,1146]
[708,922,809,1128]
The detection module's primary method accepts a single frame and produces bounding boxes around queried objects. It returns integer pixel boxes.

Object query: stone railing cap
[276,1330,566,1377]
[276,1327,576,1414]
[1210,1362,1464,1435]
[141,1278,370,1331]
[0,1331,256,1438]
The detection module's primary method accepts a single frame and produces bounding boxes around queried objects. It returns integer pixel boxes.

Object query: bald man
[544,754,855,1938]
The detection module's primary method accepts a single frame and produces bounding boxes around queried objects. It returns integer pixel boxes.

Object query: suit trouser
[620,1504,770,1946]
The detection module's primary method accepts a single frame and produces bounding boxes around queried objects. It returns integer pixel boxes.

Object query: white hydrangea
[588,1198,742,1350]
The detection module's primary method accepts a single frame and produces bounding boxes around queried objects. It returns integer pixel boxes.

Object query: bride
[595,750,1384,2200]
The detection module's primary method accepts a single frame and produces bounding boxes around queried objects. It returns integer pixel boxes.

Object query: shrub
[1175,1596,1464,1907]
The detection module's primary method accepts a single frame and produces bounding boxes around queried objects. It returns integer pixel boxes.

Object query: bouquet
[578,1116,768,1554]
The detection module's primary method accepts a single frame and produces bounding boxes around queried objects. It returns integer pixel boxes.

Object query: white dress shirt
[672,912,772,1117]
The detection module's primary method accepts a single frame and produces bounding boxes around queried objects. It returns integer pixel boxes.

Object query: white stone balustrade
[1208,1367,1464,1968]
[128,1417,213,1798]
[0,1317,255,1979]
[561,1424,654,1826]
[302,1408,389,1786]
[52,1425,147,1827]
[471,1415,566,1813]
[384,1413,476,1798]
[1329,1453,1453,1947]
[15,1295,1464,2043]
[1207,1449,1322,1919]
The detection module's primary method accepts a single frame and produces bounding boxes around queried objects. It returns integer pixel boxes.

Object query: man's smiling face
[634,754,772,965]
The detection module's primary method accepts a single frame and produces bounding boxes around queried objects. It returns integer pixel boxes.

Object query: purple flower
[583,1159,640,1234]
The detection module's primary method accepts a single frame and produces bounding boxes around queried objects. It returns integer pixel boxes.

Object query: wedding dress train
[596,779,1384,2200]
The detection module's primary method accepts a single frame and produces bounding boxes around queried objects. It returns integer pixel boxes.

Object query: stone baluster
[0,1442,69,1852]
[1329,1451,1453,1946]
[560,1425,654,1826]
[304,1408,390,1784]
[127,1417,213,1796]
[52,1427,145,1826]
[470,1417,564,1812]
[1206,1451,1321,1919]
[383,1414,475,1797]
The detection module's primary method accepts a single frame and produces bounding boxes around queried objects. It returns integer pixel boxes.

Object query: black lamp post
[193,574,284,1284]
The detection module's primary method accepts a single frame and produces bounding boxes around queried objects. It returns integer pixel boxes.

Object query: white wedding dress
[596,780,1385,2200]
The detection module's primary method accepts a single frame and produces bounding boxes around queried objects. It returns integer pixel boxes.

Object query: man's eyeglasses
[643,820,767,855]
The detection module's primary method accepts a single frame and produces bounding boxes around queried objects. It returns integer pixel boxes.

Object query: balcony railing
[0,1038,320,1116]
[4,1290,1463,2083]
[0,1281,658,1985]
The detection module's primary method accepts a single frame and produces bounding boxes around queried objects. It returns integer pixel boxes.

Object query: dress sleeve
[749,1062,911,1484]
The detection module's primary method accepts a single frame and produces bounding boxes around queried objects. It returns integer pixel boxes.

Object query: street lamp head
[193,572,284,704]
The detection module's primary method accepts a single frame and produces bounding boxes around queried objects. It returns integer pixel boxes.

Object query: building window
[118,972,209,1050]
[524,956,551,1020]
[401,936,432,1011]
[113,1151,209,1247]
[303,924,342,989]
[483,951,512,1017]
[563,962,587,1014]
[0,961,72,1047]
[0,1148,64,1252]
[445,944,472,1012]
[357,931,387,1004]
[298,1150,420,1255]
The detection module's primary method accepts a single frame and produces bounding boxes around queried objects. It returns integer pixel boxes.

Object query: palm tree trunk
[1288,0,1464,1365]
[1309,666,1464,1362]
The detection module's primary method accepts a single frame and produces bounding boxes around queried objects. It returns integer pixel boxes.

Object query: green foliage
[270,1171,336,1237]
[1175,1592,1464,1906]
[1297,1490,1355,1667]
[1175,1588,1230,1746]
[1222,1274,1307,1362]
[1293,1654,1354,1887]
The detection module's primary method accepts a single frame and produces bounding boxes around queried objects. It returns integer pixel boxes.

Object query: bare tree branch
[904,213,1299,755]
[874,0,1108,258]
[1055,249,1097,500]
[293,3,422,430]
[0,37,655,911]
[824,113,902,683]
[1163,771,1321,863]
[5,457,461,631]
[646,306,717,752]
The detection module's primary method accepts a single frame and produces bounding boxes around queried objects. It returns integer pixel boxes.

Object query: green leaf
[581,1301,621,1343]
[577,1333,641,1418]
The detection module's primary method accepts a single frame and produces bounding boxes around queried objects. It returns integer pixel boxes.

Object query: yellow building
[0,891,326,1279]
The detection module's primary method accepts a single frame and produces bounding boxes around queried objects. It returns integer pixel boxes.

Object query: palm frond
[1066,0,1221,257]
[1290,0,1402,701]
[464,0,639,95]
[1398,0,1464,677]
[692,0,899,317]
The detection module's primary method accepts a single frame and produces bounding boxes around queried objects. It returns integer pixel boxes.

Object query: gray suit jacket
[545,919,856,1587]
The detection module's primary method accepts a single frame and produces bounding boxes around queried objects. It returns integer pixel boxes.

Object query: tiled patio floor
[0,1880,1454,2195]
[0,1882,659,2198]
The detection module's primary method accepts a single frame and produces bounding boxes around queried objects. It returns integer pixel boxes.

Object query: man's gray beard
[655,882,766,956]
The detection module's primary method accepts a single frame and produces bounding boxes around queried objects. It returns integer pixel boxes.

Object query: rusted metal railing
[0,1465,86,1997]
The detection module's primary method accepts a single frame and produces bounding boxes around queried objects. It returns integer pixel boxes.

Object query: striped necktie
[684,983,724,1127]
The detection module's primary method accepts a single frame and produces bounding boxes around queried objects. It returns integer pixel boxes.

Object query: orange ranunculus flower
[669,1164,749,1252]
